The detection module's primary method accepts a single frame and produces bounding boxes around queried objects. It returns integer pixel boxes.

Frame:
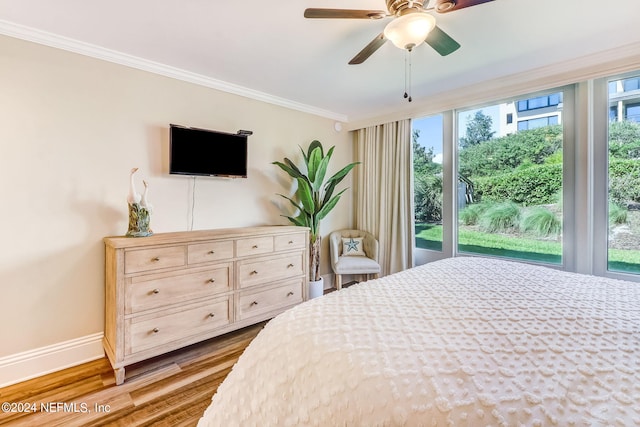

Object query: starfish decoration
[345,237,360,253]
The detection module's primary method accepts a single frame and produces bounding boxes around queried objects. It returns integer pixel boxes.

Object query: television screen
[169,124,248,178]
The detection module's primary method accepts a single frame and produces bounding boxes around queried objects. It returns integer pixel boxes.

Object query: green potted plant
[273,140,359,297]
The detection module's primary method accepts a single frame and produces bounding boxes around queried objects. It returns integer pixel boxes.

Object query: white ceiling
[1,0,640,123]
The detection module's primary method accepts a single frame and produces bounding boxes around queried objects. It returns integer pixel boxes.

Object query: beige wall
[0,35,353,357]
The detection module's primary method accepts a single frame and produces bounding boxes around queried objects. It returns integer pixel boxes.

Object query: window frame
[593,72,640,281]
[410,70,640,283]
[414,87,576,269]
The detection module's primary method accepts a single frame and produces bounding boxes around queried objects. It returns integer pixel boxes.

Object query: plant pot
[308,277,324,299]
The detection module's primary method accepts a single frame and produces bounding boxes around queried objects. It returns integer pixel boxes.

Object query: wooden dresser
[103,226,309,384]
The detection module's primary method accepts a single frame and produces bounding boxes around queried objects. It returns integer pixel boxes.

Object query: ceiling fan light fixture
[383,12,436,50]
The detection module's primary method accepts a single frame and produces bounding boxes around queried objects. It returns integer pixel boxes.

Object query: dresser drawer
[237,252,304,288]
[125,246,185,274]
[188,240,234,264]
[127,298,231,355]
[274,233,306,251]
[238,280,303,320]
[125,264,232,314]
[236,236,274,257]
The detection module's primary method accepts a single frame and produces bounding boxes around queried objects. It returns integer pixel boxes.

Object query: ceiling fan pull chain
[403,49,412,102]
[408,49,413,102]
[403,51,408,100]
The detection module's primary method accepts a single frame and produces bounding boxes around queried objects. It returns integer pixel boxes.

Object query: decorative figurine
[126,168,153,237]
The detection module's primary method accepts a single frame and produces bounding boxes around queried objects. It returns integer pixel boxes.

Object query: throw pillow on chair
[341,237,365,256]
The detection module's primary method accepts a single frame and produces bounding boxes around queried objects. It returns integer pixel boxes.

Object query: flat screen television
[169,124,248,178]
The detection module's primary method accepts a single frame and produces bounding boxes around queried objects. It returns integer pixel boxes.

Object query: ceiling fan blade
[304,9,387,19]
[425,25,461,56]
[432,0,495,13]
[349,33,387,64]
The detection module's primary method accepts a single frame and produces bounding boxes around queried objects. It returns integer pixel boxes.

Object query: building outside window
[609,77,640,122]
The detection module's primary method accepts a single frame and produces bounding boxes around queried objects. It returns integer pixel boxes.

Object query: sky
[413,105,500,163]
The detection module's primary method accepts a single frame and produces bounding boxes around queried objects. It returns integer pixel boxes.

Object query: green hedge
[474,163,562,205]
[609,120,640,158]
[609,158,640,204]
[471,158,640,206]
[459,125,562,178]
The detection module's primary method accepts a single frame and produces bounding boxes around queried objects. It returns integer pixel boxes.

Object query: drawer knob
[250,270,258,275]
[208,278,216,283]
[152,328,159,333]
[208,250,215,254]
[250,301,259,307]
[287,263,294,268]
[252,245,259,249]
[287,291,294,297]
[209,313,216,318]
[152,289,160,294]
[288,240,294,244]
[151,257,160,262]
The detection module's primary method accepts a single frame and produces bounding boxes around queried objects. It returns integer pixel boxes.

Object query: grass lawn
[609,249,640,274]
[416,222,640,272]
[416,223,561,263]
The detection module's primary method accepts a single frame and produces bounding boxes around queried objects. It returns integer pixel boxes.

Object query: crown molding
[0,19,348,123]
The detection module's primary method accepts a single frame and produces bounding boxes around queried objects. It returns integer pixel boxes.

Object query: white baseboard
[0,333,104,388]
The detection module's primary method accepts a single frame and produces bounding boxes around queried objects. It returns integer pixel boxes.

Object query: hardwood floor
[0,322,265,427]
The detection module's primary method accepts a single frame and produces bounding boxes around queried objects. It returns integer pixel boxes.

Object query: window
[549,92,562,106]
[506,113,513,124]
[412,115,444,251]
[457,93,563,264]
[626,103,640,122]
[607,74,640,274]
[516,93,563,112]
[623,78,640,92]
[517,115,559,131]
[409,74,640,283]
[610,106,619,122]
[609,81,619,94]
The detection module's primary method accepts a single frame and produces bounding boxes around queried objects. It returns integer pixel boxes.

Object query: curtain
[353,119,414,276]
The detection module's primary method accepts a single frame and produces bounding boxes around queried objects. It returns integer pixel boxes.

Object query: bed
[198,257,640,426]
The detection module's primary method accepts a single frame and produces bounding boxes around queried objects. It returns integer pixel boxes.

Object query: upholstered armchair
[329,229,381,290]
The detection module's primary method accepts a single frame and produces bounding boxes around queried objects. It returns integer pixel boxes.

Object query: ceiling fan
[304,0,495,64]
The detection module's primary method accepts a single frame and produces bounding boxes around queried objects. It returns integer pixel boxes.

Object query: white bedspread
[198,257,640,426]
